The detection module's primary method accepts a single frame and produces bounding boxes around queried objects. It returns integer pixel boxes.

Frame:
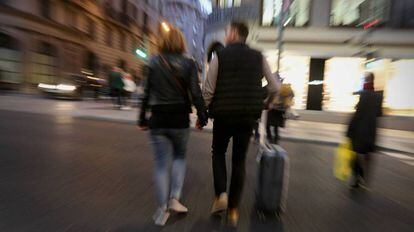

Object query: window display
[262,0,310,27]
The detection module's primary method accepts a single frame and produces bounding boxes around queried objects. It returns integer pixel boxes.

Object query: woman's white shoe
[153,207,170,226]
[168,198,188,213]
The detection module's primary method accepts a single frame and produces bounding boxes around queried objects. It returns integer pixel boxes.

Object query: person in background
[203,21,279,226]
[347,72,383,189]
[267,82,294,144]
[108,66,125,109]
[252,86,269,143]
[138,26,208,226]
[122,72,136,110]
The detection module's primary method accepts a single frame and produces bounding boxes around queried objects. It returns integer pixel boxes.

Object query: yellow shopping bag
[334,139,356,181]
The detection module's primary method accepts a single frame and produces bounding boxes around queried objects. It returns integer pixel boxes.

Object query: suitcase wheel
[256,209,281,222]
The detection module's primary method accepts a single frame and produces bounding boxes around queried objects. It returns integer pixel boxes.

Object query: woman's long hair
[158,26,187,54]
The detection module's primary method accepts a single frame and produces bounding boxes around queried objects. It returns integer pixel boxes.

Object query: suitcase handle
[259,110,271,148]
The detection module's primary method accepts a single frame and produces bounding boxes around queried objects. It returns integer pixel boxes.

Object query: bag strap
[159,55,189,99]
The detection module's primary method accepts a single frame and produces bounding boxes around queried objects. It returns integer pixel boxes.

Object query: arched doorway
[0,32,23,89]
[30,41,58,84]
[84,51,99,74]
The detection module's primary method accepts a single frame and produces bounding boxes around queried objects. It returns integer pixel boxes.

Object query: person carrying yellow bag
[346,73,383,189]
[334,139,356,181]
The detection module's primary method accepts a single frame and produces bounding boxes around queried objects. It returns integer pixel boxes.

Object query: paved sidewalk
[1,94,413,154]
[71,102,414,154]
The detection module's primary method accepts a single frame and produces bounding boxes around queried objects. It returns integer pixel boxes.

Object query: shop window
[87,17,96,40]
[105,26,113,47]
[66,8,77,29]
[38,41,56,56]
[366,59,414,114]
[120,32,126,51]
[386,60,414,112]
[330,0,390,27]
[33,41,57,84]
[264,53,310,109]
[143,12,148,27]
[388,0,414,28]
[218,0,240,8]
[262,0,311,27]
[0,33,19,50]
[323,58,365,112]
[84,51,99,73]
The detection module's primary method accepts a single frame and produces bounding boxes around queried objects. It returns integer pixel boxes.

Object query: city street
[1,107,413,232]
[1,0,414,231]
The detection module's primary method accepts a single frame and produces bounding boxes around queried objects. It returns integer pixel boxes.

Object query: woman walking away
[267,82,294,144]
[138,26,208,226]
[347,72,383,189]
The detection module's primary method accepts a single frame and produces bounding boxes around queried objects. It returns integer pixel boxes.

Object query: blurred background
[0,0,413,115]
[0,1,413,231]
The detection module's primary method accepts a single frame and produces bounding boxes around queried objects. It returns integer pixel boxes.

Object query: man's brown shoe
[227,208,239,227]
[211,192,228,214]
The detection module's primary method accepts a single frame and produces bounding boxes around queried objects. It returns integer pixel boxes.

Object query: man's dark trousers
[212,118,255,209]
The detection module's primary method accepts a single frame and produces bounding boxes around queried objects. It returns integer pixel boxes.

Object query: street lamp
[161,21,170,32]
[135,48,148,59]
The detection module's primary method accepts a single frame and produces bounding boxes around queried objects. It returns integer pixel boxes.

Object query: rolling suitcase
[256,110,289,219]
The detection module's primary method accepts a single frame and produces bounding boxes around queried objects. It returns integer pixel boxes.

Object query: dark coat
[347,90,383,154]
[138,53,207,127]
[108,71,124,90]
[210,43,265,120]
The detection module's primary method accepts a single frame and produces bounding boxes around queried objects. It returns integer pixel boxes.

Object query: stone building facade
[0,0,162,90]
[162,0,209,70]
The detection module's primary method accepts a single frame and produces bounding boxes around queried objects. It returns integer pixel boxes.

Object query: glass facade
[330,0,390,27]
[263,53,414,115]
[368,59,414,113]
[323,58,365,112]
[388,0,414,28]
[262,0,310,27]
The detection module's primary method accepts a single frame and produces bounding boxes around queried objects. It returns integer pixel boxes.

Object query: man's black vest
[210,43,265,119]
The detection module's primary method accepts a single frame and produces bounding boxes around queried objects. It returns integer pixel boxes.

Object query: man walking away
[108,66,125,109]
[203,21,279,226]
[347,72,383,189]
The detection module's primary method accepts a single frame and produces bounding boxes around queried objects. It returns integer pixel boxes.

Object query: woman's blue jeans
[149,128,190,209]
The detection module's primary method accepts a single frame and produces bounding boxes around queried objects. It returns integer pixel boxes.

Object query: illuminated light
[56,84,76,91]
[135,48,148,59]
[365,59,381,69]
[323,58,364,112]
[38,83,56,89]
[161,22,170,32]
[283,17,292,27]
[81,70,94,75]
[87,76,101,81]
[262,79,268,87]
[364,19,380,30]
[308,80,324,85]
